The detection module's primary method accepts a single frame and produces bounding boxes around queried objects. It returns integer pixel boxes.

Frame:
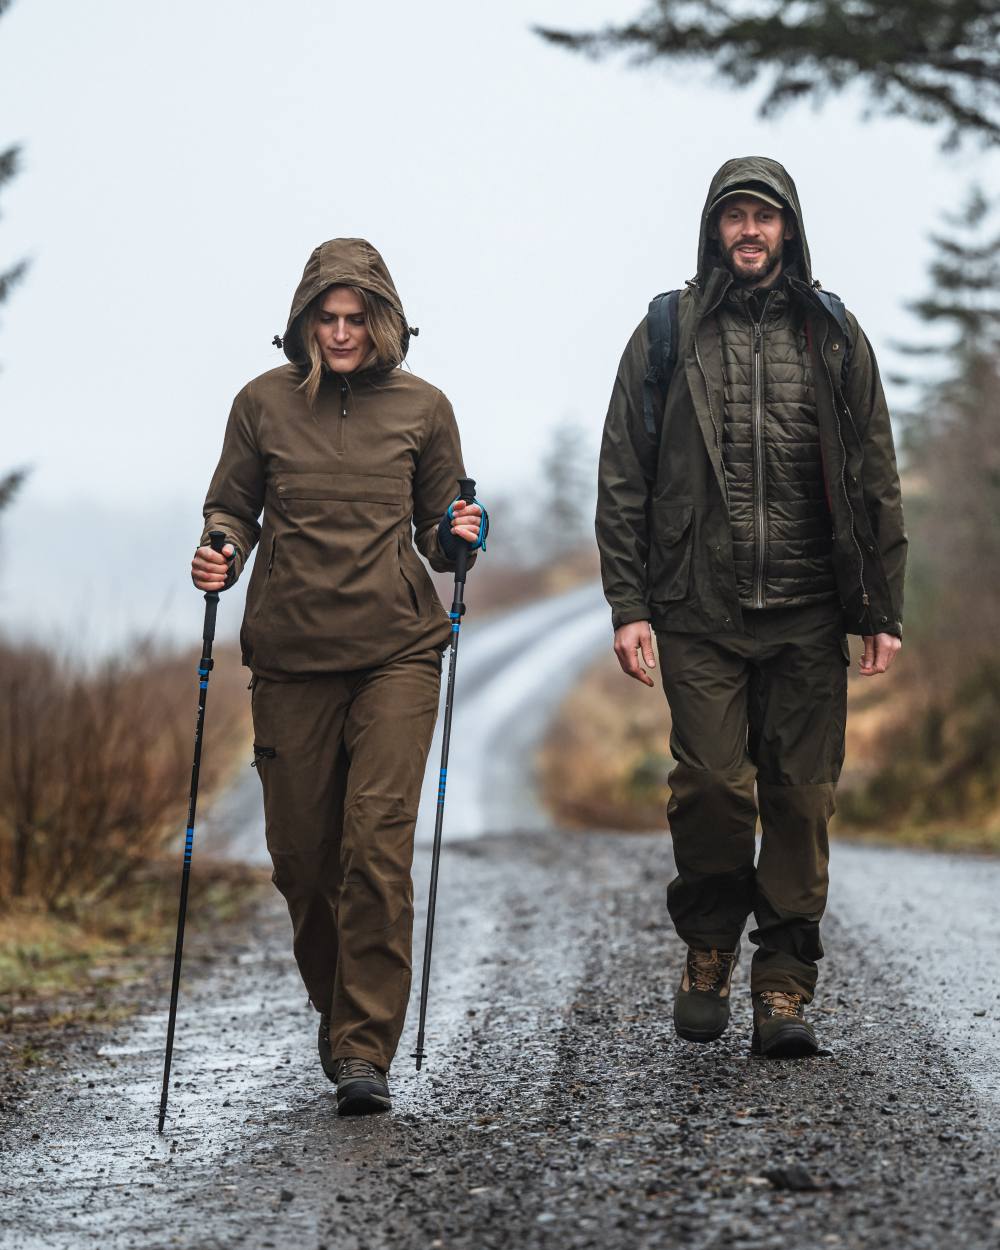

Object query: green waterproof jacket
[596,156,906,639]
[201,238,472,679]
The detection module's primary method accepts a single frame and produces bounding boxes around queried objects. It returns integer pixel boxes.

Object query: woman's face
[313,286,373,374]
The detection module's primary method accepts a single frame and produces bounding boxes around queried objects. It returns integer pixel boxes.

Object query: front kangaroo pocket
[251,535,277,618]
[649,504,695,603]
[397,533,424,615]
[262,471,419,639]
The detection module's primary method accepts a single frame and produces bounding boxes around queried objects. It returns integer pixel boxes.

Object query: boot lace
[337,1057,383,1082]
[689,948,735,993]
[759,990,803,1018]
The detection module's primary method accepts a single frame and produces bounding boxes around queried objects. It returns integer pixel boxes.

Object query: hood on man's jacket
[280,237,410,367]
[696,156,813,287]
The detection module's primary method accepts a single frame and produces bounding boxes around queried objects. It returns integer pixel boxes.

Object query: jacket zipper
[818,322,869,613]
[339,379,348,451]
[749,296,770,609]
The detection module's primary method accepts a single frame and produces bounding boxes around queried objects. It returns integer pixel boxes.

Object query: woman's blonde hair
[298,285,406,407]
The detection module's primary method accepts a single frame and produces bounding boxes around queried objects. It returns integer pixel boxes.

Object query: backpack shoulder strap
[643,289,681,439]
[814,288,852,383]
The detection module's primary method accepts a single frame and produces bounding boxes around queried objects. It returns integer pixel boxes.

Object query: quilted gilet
[717,284,836,609]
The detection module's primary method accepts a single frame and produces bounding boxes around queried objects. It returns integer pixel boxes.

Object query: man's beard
[724,240,784,287]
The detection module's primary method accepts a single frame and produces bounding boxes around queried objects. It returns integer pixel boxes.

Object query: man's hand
[859,632,901,677]
[191,542,234,592]
[614,621,657,687]
[449,499,483,545]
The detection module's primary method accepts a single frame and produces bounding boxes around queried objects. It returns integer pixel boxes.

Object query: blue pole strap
[183,826,194,864]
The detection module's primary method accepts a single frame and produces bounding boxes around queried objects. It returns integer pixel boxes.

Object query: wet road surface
[3,588,999,1249]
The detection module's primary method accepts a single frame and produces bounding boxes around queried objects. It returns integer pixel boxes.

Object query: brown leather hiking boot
[332,1057,391,1116]
[751,990,819,1058]
[673,947,739,1042]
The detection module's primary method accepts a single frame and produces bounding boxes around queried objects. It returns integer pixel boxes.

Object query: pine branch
[0,468,28,514]
[535,0,1000,146]
[0,259,27,307]
[0,146,21,192]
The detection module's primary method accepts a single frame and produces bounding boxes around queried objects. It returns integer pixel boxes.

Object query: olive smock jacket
[201,238,473,680]
[596,156,906,640]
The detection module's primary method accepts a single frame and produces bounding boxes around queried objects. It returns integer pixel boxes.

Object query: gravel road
[2,588,998,1250]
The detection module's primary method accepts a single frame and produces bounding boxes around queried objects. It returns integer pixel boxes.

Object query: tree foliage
[541,420,595,554]
[0,0,27,321]
[536,1,1000,148]
[1,1,29,514]
[901,190,1000,634]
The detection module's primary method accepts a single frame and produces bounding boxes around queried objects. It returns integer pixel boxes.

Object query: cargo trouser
[250,648,442,1071]
[657,602,848,1001]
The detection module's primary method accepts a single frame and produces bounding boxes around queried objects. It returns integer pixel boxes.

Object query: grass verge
[540,640,1000,854]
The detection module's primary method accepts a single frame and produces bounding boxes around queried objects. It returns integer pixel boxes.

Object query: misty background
[1,0,994,650]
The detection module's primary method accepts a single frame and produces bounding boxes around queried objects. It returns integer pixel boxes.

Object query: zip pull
[753,323,763,353]
[340,379,348,418]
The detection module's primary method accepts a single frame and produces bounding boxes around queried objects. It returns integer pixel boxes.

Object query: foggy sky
[0,0,993,648]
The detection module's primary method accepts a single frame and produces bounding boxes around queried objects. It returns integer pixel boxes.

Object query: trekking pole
[157,530,228,1133]
[413,478,479,1071]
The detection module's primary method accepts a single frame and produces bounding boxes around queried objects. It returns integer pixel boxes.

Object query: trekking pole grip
[203,530,227,642]
[454,478,477,583]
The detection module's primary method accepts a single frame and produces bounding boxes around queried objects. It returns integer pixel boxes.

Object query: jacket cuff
[437,513,461,562]
[611,604,651,630]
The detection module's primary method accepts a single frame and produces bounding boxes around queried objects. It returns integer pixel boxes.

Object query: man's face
[715,195,794,288]
[313,286,373,374]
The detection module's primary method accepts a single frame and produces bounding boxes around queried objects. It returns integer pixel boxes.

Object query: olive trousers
[657,603,848,1000]
[250,648,441,1071]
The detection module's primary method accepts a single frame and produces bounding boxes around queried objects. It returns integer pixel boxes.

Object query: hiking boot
[332,1057,391,1116]
[318,1013,337,1081]
[751,990,819,1058]
[673,947,739,1042]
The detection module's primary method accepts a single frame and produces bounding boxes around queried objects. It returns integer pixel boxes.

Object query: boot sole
[337,1089,391,1116]
[674,1021,729,1043]
[751,1024,819,1059]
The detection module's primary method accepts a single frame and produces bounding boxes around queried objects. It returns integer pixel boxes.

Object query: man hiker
[595,156,906,1057]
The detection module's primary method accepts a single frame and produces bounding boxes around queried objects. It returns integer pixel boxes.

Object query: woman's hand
[191,542,234,591]
[449,500,483,545]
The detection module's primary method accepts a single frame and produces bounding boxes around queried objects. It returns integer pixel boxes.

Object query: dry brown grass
[539,645,672,831]
[0,638,251,913]
[541,637,1000,851]
[0,635,259,1024]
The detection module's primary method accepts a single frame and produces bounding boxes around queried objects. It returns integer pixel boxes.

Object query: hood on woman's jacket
[696,156,813,287]
[280,237,411,366]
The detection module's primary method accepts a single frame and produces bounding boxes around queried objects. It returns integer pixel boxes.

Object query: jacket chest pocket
[648,505,694,603]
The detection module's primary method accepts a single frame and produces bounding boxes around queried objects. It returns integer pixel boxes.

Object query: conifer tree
[1,0,29,514]
[537,1,999,148]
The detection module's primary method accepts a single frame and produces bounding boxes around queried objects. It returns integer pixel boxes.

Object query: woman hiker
[191,238,485,1116]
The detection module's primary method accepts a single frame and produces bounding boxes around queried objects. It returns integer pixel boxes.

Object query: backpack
[641,287,851,441]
